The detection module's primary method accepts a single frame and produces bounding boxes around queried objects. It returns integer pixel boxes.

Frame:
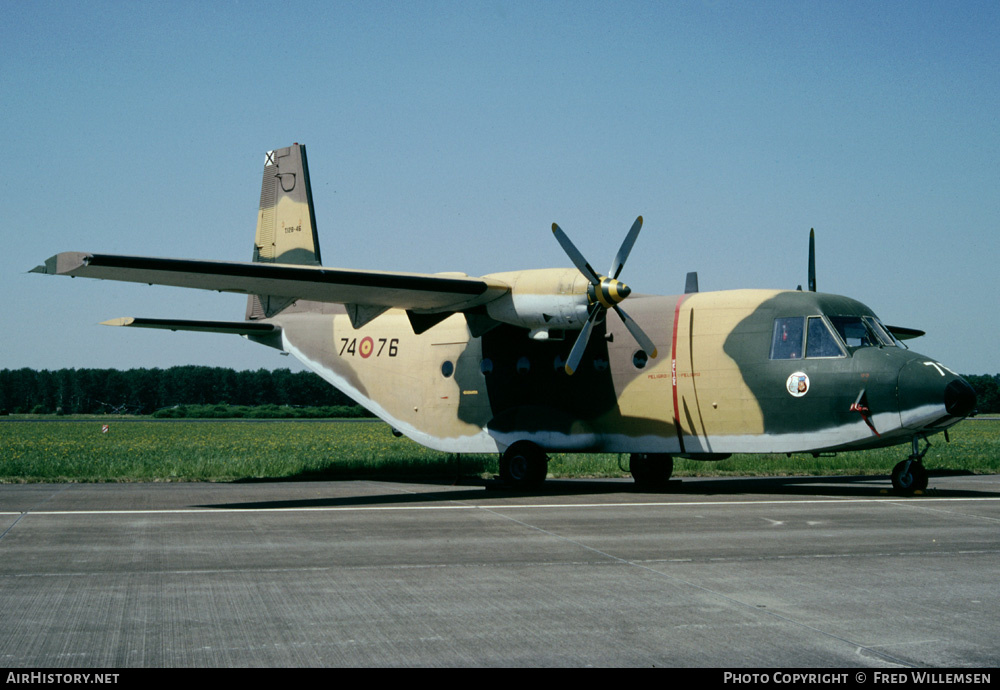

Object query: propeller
[551,216,658,375]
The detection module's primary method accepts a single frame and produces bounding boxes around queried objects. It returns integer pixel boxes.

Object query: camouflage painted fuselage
[270,287,974,456]
[36,143,975,462]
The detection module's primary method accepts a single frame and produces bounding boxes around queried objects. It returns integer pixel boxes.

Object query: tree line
[0,367,357,415]
[962,374,1000,414]
[1,367,998,416]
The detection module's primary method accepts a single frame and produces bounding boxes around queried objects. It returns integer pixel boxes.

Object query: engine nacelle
[483,268,591,331]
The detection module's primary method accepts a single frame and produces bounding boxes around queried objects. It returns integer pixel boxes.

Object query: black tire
[630,453,674,489]
[891,460,928,494]
[500,442,548,487]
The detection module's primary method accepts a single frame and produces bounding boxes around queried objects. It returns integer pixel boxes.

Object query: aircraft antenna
[808,228,817,292]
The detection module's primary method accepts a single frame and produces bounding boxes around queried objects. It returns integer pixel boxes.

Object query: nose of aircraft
[944,377,977,417]
[897,359,977,430]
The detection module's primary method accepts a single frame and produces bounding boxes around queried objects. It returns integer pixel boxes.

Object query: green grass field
[0,418,997,483]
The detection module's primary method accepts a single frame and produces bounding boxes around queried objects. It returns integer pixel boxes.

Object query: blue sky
[4,1,998,374]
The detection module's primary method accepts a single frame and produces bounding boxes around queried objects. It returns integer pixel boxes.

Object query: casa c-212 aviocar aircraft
[33,143,978,493]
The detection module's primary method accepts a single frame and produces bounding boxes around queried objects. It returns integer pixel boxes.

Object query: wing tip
[29,255,60,275]
[100,317,135,327]
[29,252,91,276]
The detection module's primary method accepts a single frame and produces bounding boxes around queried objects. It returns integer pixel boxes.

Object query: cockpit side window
[771,316,847,360]
[770,317,804,359]
[806,317,846,357]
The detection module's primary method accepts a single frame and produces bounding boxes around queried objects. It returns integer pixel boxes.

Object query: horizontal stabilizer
[101,317,280,336]
[33,252,509,313]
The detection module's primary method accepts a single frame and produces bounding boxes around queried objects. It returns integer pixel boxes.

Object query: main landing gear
[629,453,674,489]
[891,436,931,494]
[497,446,676,489]
[499,441,549,488]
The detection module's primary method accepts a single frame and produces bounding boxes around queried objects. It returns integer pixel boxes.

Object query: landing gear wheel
[500,442,548,488]
[891,460,928,494]
[630,453,674,489]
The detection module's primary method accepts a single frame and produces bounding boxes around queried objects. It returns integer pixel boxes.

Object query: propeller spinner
[551,216,658,375]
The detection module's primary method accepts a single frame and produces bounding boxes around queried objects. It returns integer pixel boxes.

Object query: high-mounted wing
[32,252,509,313]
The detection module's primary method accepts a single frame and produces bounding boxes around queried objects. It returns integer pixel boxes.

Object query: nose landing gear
[891,436,931,494]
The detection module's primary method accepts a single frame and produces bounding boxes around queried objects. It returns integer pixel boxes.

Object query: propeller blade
[609,216,643,280]
[564,306,601,375]
[555,215,654,374]
[552,223,601,284]
[808,228,816,292]
[612,304,658,358]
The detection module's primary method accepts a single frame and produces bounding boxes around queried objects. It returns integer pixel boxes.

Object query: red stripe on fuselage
[671,294,686,454]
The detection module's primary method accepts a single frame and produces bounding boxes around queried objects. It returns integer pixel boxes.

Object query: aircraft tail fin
[247,143,322,319]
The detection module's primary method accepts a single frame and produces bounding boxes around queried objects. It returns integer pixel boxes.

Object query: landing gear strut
[499,442,548,488]
[630,453,674,489]
[891,436,930,494]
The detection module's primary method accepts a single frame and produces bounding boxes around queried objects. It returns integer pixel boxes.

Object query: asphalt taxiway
[1,474,998,667]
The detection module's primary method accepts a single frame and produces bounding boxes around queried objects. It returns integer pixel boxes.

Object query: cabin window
[632,350,648,369]
[516,356,531,374]
[805,317,846,358]
[480,358,493,375]
[770,317,805,359]
[441,361,454,378]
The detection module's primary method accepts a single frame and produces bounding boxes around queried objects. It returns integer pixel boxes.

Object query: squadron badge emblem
[786,372,810,397]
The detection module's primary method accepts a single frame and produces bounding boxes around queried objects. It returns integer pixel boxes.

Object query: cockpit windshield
[769,313,901,360]
[828,316,898,349]
[872,318,909,348]
[828,316,877,348]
